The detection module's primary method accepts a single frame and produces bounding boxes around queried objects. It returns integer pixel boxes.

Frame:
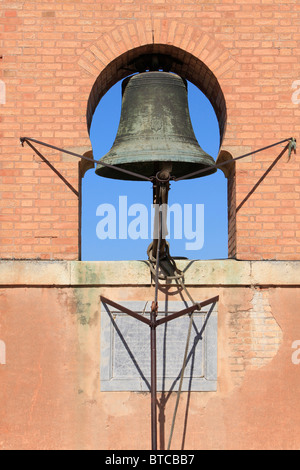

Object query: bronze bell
[95,71,216,180]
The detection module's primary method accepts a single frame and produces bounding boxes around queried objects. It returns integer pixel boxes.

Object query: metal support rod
[174,137,296,181]
[100,293,219,450]
[156,295,219,327]
[24,138,79,197]
[150,202,163,451]
[150,301,158,451]
[20,136,296,184]
[20,136,152,182]
[100,296,151,326]
[100,177,219,451]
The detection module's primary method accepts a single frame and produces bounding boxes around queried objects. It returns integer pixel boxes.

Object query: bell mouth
[95,160,216,181]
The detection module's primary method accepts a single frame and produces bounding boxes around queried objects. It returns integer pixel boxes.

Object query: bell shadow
[102,303,151,390]
[157,290,215,450]
[102,296,215,450]
[180,302,215,450]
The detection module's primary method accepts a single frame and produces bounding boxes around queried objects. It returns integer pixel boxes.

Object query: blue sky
[82,77,228,261]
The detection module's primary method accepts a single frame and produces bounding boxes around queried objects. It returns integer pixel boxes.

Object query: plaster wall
[0,260,299,450]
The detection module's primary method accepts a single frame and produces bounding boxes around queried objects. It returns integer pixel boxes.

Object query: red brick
[0,5,299,261]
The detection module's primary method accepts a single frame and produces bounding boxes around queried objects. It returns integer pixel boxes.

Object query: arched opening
[81,45,228,261]
[87,45,227,144]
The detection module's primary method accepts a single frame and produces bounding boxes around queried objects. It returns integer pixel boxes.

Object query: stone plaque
[101,300,218,392]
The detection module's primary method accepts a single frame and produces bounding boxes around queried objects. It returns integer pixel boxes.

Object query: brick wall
[1,1,299,260]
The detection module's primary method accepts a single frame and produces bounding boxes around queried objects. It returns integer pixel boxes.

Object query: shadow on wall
[101,297,218,451]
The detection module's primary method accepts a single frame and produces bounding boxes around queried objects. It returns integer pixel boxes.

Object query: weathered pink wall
[0,261,299,450]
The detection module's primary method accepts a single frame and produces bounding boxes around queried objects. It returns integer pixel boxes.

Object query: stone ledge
[0,259,299,286]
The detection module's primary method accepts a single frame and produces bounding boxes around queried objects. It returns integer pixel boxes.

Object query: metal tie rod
[100,293,219,450]
[174,137,296,181]
[20,136,152,182]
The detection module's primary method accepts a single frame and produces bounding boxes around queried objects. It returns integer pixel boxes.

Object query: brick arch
[78,20,239,147]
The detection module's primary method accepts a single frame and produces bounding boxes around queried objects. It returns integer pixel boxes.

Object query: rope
[147,237,201,450]
[147,241,184,282]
